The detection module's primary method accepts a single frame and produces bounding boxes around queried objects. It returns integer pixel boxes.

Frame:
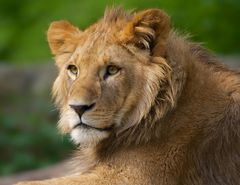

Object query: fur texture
[17,7,240,185]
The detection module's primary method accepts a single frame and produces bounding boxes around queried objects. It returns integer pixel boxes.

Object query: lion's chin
[71,126,109,145]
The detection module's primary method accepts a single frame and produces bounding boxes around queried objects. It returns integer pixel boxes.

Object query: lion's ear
[120,9,171,56]
[47,20,81,55]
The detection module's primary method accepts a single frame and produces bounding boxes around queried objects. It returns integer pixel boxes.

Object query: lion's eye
[67,64,78,79]
[106,65,120,76]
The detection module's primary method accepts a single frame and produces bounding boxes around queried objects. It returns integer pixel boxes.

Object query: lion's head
[48,8,177,147]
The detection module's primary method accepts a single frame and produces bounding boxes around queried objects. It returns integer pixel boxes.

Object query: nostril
[69,103,95,117]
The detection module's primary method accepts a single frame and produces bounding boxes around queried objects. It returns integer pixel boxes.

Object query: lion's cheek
[81,113,115,129]
[58,108,81,133]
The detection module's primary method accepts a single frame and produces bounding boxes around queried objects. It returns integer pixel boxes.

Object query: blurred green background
[0,0,239,177]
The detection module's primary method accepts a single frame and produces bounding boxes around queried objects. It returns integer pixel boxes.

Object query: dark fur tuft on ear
[120,9,171,56]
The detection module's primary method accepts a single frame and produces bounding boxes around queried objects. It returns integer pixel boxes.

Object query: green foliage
[0,0,239,64]
[0,91,74,175]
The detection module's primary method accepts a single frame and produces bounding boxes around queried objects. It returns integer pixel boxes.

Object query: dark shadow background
[0,0,239,178]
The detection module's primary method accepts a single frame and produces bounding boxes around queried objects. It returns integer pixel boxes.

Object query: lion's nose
[69,103,95,117]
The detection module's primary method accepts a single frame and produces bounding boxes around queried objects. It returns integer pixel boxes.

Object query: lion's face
[48,8,171,146]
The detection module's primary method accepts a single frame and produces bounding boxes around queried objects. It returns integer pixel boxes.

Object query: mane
[97,30,238,158]
[189,42,240,75]
[103,6,132,24]
[86,7,133,42]
[96,32,189,157]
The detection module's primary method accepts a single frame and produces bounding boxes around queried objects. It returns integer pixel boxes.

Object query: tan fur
[17,7,240,185]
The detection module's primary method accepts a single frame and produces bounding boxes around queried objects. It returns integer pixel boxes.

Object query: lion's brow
[119,44,136,57]
[120,44,145,63]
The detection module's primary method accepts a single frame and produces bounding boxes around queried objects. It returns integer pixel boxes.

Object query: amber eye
[106,65,120,76]
[67,64,78,79]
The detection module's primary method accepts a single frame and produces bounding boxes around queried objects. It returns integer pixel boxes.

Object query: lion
[17,7,240,185]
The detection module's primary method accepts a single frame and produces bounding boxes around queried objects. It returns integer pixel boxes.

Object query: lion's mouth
[73,122,113,132]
